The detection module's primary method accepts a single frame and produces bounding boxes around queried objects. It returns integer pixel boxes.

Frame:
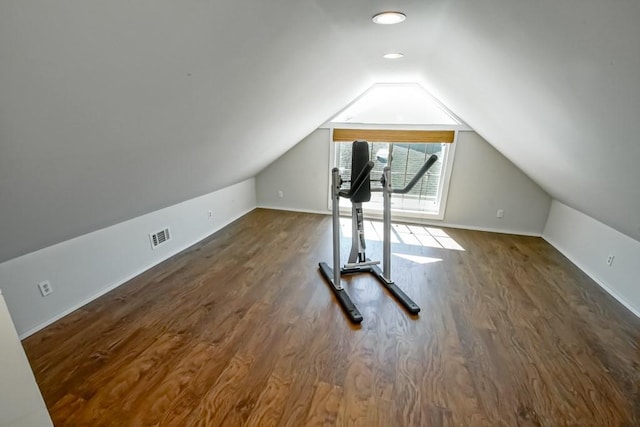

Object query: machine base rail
[319,261,420,322]
[319,262,363,323]
[370,265,420,314]
[351,262,421,315]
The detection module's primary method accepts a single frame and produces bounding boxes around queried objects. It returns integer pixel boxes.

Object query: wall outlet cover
[38,280,53,297]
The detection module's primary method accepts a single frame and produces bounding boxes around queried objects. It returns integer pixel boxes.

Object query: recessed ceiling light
[383,53,404,59]
[372,11,406,25]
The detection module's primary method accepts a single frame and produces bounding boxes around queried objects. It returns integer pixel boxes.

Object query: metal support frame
[318,168,363,323]
[382,166,392,280]
[319,146,436,324]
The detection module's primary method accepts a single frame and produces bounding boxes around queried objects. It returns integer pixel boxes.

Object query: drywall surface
[0,0,370,263]
[0,292,52,427]
[444,131,551,234]
[0,179,256,337]
[257,129,551,235]
[256,129,331,214]
[3,0,640,265]
[543,200,640,317]
[406,0,640,243]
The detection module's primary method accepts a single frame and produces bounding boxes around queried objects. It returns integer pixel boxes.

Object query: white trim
[339,205,445,222]
[257,205,330,216]
[18,204,545,340]
[378,215,542,237]
[327,130,336,211]
[259,206,541,237]
[436,132,457,220]
[416,221,541,237]
[543,235,640,319]
[19,206,255,339]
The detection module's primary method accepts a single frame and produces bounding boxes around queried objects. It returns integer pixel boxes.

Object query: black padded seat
[350,140,371,203]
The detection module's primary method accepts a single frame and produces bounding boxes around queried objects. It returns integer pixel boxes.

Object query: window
[332,136,456,220]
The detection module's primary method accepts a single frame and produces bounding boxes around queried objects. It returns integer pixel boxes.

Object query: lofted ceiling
[1,0,639,262]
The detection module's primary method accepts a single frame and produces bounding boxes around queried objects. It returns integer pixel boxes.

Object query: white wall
[0,179,256,337]
[256,130,551,235]
[0,0,371,263]
[0,292,52,427]
[543,200,640,317]
[444,131,551,235]
[256,129,331,214]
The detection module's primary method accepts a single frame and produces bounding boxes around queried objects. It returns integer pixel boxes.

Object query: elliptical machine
[319,140,438,323]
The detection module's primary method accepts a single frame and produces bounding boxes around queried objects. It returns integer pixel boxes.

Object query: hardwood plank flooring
[22,208,640,426]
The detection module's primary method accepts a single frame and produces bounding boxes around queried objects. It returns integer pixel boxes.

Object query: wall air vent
[149,227,171,249]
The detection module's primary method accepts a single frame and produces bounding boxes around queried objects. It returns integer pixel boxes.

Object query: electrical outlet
[278,190,284,198]
[496,209,504,218]
[208,210,213,219]
[606,255,615,267]
[38,280,53,297]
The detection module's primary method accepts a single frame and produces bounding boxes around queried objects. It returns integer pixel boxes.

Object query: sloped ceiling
[1,0,639,262]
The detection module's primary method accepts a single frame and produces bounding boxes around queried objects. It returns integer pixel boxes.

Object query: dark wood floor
[23,208,640,426]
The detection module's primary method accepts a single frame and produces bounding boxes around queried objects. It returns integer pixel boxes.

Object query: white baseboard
[0,178,258,337]
[257,205,330,216]
[412,221,541,237]
[543,235,640,319]
[542,200,640,319]
[19,206,255,339]
[258,205,541,237]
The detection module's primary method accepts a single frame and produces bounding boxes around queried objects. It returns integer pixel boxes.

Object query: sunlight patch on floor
[340,217,465,251]
[393,253,443,264]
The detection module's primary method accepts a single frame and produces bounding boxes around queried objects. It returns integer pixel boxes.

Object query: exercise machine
[319,140,438,323]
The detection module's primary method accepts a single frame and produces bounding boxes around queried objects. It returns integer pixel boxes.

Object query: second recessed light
[372,12,406,25]
[383,53,404,59]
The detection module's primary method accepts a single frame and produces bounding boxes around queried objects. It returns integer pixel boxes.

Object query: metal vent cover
[149,227,171,249]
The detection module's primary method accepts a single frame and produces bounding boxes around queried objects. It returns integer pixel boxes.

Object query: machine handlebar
[338,161,374,199]
[392,154,438,194]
